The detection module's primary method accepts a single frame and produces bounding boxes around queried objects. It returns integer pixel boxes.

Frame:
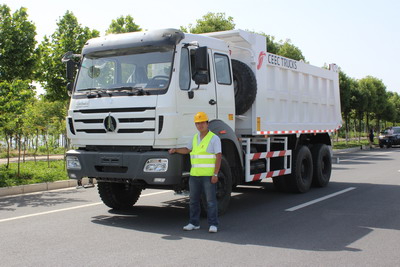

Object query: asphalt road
[0,148,399,266]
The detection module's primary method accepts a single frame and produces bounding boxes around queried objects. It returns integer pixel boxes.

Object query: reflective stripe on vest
[190,131,216,176]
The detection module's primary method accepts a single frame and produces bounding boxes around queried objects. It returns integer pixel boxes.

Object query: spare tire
[232,59,257,115]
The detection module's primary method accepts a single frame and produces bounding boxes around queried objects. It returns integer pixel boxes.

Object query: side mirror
[193,46,210,85]
[193,72,209,85]
[66,60,75,81]
[62,51,79,81]
[195,46,208,71]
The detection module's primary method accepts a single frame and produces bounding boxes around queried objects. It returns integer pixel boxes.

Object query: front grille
[77,129,106,134]
[118,129,154,133]
[75,119,104,123]
[119,118,155,123]
[72,107,156,135]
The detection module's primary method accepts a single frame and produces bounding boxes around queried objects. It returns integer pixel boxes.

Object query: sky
[4,0,400,94]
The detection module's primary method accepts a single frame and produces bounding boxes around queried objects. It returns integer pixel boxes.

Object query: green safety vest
[190,131,216,176]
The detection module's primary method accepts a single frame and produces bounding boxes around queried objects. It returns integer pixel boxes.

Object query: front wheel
[98,182,142,210]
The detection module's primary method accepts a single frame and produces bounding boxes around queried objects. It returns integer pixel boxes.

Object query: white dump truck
[63,29,342,214]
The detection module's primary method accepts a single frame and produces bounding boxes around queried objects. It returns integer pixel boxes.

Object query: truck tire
[232,59,257,115]
[311,144,332,187]
[97,182,142,210]
[201,156,232,215]
[286,145,313,193]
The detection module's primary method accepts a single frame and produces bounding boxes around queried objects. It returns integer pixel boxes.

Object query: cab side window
[214,54,231,85]
[179,48,191,90]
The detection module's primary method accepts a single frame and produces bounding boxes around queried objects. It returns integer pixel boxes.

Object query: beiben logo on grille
[104,114,117,132]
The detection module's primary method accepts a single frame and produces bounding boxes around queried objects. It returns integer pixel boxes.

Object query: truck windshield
[75,47,174,95]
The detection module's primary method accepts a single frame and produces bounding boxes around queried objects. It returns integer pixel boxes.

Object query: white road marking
[285,187,356,212]
[0,191,171,223]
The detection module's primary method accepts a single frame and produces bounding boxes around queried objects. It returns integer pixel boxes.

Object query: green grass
[0,160,69,188]
[332,139,372,150]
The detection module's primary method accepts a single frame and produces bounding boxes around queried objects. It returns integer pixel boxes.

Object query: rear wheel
[98,182,142,210]
[286,145,313,193]
[311,144,332,187]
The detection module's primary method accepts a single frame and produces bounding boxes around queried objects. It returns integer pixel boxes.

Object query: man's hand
[168,148,191,155]
[211,175,218,184]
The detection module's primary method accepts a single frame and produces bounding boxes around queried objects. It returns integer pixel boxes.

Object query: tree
[358,77,374,132]
[382,92,396,126]
[339,70,354,141]
[23,97,67,166]
[0,80,35,170]
[0,5,37,82]
[277,39,306,61]
[351,81,367,141]
[106,15,141,34]
[255,32,281,54]
[265,35,280,55]
[387,92,400,124]
[255,32,306,61]
[37,11,99,102]
[180,12,235,33]
[359,76,387,132]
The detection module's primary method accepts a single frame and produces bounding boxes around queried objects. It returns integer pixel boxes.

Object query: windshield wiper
[78,88,101,92]
[108,86,149,96]
[77,88,112,98]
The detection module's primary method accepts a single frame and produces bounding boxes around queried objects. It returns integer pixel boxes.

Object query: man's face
[195,121,208,132]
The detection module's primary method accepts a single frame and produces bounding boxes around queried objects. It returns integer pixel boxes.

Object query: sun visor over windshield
[83,29,185,55]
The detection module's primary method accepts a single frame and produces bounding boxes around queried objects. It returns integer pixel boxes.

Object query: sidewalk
[0,178,95,197]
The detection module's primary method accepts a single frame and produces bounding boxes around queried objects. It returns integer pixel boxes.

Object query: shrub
[0,160,68,187]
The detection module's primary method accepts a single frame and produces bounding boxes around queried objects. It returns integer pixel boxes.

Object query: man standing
[368,128,374,149]
[169,112,222,233]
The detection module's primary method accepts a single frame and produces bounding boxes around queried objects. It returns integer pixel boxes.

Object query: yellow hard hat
[194,112,209,123]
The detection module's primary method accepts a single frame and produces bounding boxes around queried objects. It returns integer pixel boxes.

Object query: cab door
[212,51,235,129]
[175,47,217,146]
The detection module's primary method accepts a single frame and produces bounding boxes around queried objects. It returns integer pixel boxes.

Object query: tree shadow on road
[0,189,90,211]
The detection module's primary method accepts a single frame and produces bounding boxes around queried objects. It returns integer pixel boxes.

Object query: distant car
[379,126,400,148]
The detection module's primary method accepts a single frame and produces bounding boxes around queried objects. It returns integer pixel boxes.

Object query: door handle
[209,99,217,105]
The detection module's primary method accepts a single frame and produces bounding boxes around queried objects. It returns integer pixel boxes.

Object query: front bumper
[66,149,189,186]
[379,138,392,145]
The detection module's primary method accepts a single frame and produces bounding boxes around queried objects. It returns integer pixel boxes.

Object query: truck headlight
[144,159,168,172]
[67,156,82,170]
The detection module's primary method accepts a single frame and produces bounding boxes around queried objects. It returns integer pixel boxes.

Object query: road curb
[0,178,95,198]
[333,146,363,153]
[333,145,376,153]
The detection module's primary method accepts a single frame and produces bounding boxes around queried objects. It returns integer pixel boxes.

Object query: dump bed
[206,30,342,136]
